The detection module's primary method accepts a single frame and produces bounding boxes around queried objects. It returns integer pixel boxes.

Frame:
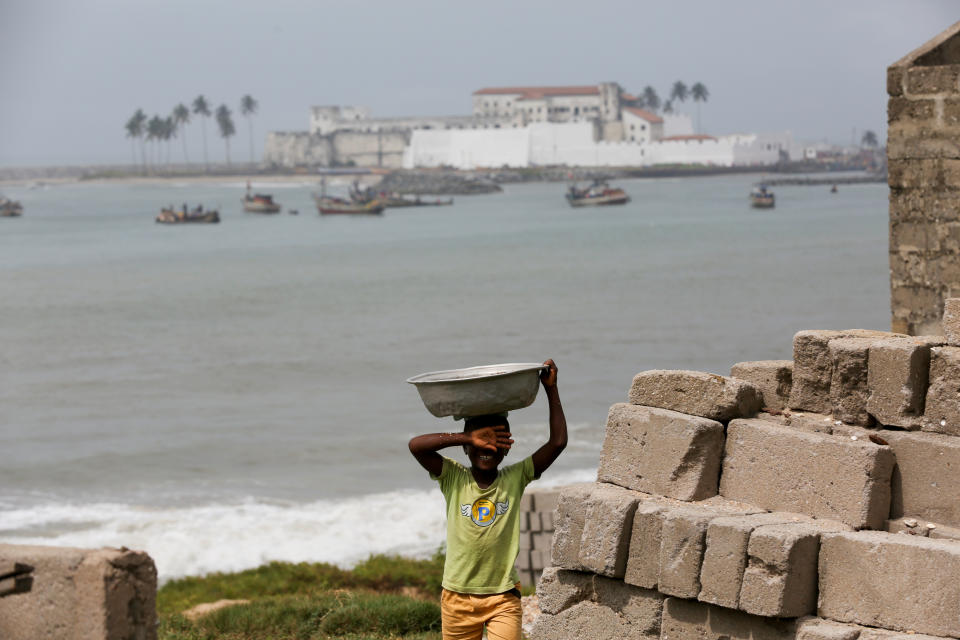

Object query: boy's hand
[540,359,558,388]
[468,425,514,452]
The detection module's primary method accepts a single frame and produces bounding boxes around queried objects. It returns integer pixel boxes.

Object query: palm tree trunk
[248,118,254,166]
[181,125,190,165]
[140,139,147,176]
[201,117,209,172]
[225,138,231,167]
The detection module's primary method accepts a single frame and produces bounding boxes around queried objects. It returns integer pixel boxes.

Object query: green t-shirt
[431,455,536,594]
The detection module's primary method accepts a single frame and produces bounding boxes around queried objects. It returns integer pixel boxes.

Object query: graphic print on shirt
[460,499,509,527]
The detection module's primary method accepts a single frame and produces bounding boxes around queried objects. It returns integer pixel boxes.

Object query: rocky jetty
[375,171,502,195]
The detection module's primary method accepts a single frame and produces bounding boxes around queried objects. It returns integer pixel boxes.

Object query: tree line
[124,95,258,173]
[627,81,709,133]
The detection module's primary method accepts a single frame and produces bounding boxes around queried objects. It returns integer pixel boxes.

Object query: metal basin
[407,363,545,419]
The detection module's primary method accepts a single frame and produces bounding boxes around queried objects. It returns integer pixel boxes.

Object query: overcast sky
[0,1,956,167]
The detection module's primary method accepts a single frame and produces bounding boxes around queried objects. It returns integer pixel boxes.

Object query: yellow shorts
[440,585,522,640]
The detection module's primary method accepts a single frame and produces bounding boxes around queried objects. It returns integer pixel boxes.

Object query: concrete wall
[264,130,408,168]
[887,22,960,335]
[0,544,157,640]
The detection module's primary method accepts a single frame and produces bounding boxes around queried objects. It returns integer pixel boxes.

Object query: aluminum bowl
[407,363,546,419]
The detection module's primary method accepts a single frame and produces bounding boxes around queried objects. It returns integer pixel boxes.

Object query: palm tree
[240,94,258,165]
[663,100,674,115]
[125,109,148,174]
[162,116,176,169]
[670,81,688,106]
[147,115,165,172]
[192,95,211,171]
[861,130,879,148]
[173,103,190,164]
[642,86,660,112]
[691,82,709,133]
[215,104,236,167]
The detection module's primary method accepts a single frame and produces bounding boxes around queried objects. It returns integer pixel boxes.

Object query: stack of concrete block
[0,544,157,640]
[516,487,563,587]
[532,314,960,640]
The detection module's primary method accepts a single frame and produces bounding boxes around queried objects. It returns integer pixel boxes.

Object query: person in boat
[408,359,567,640]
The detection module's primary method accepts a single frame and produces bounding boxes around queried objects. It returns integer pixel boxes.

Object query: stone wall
[532,313,960,640]
[888,21,960,335]
[263,130,408,169]
[0,544,157,640]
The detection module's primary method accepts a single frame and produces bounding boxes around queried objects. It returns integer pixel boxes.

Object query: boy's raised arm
[531,359,567,477]
[409,427,514,476]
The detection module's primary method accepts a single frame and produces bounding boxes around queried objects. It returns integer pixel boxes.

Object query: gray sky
[0,0,956,167]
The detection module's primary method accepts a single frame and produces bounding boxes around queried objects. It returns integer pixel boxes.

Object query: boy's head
[463,413,510,472]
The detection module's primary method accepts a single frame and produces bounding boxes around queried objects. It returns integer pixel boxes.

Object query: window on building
[630,124,635,130]
[574,107,580,115]
[641,125,646,131]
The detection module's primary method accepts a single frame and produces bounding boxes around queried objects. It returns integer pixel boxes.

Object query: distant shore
[0,162,884,192]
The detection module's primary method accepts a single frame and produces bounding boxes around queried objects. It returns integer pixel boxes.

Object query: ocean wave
[0,468,596,581]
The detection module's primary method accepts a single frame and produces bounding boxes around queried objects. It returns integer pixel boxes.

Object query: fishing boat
[242,182,282,213]
[313,195,384,215]
[565,180,630,207]
[0,196,23,217]
[156,207,220,224]
[750,185,776,209]
[314,177,384,215]
[379,193,454,208]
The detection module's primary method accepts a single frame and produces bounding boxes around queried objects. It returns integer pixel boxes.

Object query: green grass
[157,553,446,640]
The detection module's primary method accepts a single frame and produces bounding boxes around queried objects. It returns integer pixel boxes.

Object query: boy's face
[463,421,508,472]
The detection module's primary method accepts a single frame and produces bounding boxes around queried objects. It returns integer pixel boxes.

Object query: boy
[409,359,567,640]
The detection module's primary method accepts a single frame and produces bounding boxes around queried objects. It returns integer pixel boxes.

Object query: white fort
[263,82,798,169]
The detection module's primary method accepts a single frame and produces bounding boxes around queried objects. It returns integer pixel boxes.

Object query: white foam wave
[0,469,596,582]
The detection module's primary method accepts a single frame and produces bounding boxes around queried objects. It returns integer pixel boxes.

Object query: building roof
[661,134,717,142]
[473,85,600,99]
[621,93,637,102]
[624,107,663,124]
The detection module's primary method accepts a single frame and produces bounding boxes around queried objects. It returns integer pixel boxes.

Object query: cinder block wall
[888,21,960,335]
[532,319,960,640]
[515,488,563,587]
[0,544,157,640]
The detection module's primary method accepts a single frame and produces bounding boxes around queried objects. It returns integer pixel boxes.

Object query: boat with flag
[750,184,776,209]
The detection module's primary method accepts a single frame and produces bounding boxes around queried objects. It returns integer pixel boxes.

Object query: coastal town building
[263,82,798,169]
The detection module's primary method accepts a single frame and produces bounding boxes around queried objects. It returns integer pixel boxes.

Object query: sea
[0,174,890,581]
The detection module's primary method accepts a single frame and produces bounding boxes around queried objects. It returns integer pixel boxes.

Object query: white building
[265,81,795,170]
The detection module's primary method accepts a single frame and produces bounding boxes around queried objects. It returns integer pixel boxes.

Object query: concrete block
[531,580,664,640]
[883,429,960,527]
[519,511,530,533]
[731,360,793,411]
[829,337,879,426]
[542,511,555,530]
[532,531,553,551]
[529,512,543,533]
[578,482,640,578]
[519,531,532,551]
[819,531,960,637]
[0,544,157,640]
[536,567,593,615]
[517,568,535,588]
[628,370,761,421]
[530,550,547,571]
[867,336,943,428]
[624,501,668,589]
[790,330,846,413]
[520,492,535,512]
[658,502,757,599]
[886,516,930,536]
[533,489,561,514]
[598,403,725,501]
[924,346,960,436]
[516,550,532,570]
[720,419,895,529]
[888,65,905,97]
[795,617,865,640]
[738,523,824,617]
[698,512,808,609]
[550,483,593,571]
[661,597,797,640]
